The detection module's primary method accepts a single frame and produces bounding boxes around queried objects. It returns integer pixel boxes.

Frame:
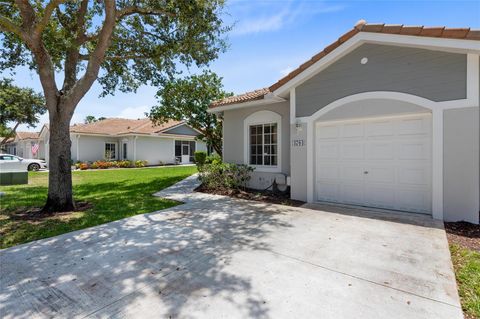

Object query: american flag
[31,143,39,155]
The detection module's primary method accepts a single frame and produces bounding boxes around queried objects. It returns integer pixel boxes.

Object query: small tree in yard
[0,1,228,212]
[149,71,230,155]
[0,78,46,145]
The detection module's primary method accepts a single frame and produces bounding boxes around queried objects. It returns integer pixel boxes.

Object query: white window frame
[104,142,117,160]
[122,142,128,160]
[244,110,282,172]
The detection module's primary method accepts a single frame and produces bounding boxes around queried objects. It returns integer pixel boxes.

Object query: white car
[0,154,47,171]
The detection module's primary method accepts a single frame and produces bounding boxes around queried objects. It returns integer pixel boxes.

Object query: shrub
[118,160,133,168]
[135,160,148,168]
[79,163,89,170]
[199,161,254,191]
[194,151,207,168]
[205,153,222,165]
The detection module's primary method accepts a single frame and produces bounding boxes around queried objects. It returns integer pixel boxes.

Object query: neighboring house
[209,21,480,224]
[39,118,206,165]
[4,131,45,159]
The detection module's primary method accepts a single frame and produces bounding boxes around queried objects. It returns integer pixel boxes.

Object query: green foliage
[194,151,207,167]
[0,166,197,248]
[0,78,45,141]
[206,153,222,165]
[135,160,148,168]
[0,1,230,96]
[84,115,106,124]
[149,71,231,155]
[450,244,480,318]
[199,160,254,191]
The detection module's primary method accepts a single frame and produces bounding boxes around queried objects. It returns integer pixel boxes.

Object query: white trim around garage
[300,91,478,220]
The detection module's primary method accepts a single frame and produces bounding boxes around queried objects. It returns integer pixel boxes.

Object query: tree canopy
[0,78,46,144]
[149,71,230,155]
[84,115,106,123]
[0,1,229,212]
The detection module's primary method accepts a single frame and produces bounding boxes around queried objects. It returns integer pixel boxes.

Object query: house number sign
[292,139,305,147]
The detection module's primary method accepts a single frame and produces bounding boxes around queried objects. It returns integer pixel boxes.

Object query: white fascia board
[273,32,480,97]
[359,32,480,54]
[207,95,286,113]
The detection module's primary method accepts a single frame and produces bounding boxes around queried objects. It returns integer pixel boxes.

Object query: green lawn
[450,244,480,318]
[0,166,197,249]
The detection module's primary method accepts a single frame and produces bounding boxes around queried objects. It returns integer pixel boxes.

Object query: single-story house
[209,21,480,224]
[6,118,206,166]
[3,131,46,160]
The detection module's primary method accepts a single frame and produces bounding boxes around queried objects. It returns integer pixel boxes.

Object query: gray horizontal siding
[163,124,199,136]
[296,44,467,117]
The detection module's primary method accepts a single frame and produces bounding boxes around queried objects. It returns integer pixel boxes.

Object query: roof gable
[209,20,480,110]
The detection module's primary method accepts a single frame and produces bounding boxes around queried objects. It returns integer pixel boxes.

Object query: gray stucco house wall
[211,25,480,224]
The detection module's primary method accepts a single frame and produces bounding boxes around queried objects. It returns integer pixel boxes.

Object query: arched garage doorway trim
[304,91,444,220]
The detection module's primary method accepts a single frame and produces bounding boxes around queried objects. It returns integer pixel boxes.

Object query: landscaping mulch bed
[445,221,480,251]
[195,185,305,207]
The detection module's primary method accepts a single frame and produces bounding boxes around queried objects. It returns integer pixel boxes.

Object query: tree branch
[35,0,66,36]
[0,122,20,145]
[116,6,175,20]
[0,15,25,39]
[79,53,151,61]
[67,1,117,108]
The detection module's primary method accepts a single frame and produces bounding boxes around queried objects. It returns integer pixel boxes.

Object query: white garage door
[315,114,432,214]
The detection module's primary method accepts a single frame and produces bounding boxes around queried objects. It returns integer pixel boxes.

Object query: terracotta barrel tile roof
[210,88,270,107]
[16,131,40,140]
[70,118,183,136]
[210,21,479,109]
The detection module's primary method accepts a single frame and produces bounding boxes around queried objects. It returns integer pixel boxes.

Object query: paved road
[0,176,462,318]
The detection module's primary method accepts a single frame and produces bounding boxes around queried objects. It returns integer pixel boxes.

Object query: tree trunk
[43,102,75,212]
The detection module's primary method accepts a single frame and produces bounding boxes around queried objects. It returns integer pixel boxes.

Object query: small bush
[135,160,148,168]
[205,153,222,165]
[79,163,89,170]
[118,160,133,168]
[194,151,207,167]
[199,160,254,191]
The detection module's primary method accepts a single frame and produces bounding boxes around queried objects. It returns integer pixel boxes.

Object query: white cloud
[280,66,294,77]
[116,105,151,119]
[230,1,345,36]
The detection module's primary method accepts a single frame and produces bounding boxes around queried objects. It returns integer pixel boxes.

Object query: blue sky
[7,0,480,131]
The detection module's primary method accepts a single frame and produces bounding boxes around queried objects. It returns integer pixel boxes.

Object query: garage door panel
[340,166,365,181]
[316,181,339,202]
[365,186,396,209]
[342,123,364,138]
[397,117,430,136]
[317,165,339,180]
[366,167,395,184]
[340,183,364,205]
[366,142,394,160]
[397,189,431,213]
[341,143,364,159]
[366,120,394,137]
[398,167,430,186]
[316,114,432,215]
[398,142,430,160]
[317,143,339,159]
[317,125,339,139]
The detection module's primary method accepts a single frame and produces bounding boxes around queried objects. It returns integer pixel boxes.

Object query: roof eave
[208,94,286,113]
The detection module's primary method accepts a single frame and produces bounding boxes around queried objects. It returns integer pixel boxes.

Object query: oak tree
[0,78,46,145]
[0,0,228,211]
[149,71,230,155]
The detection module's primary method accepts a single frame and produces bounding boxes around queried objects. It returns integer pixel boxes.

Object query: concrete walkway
[0,175,462,319]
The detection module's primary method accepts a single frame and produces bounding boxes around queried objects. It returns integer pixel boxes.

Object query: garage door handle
[364,171,369,174]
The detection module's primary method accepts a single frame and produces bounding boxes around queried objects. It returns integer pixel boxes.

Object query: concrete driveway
[0,176,462,319]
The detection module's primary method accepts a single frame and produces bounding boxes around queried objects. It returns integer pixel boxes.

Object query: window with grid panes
[249,123,277,166]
